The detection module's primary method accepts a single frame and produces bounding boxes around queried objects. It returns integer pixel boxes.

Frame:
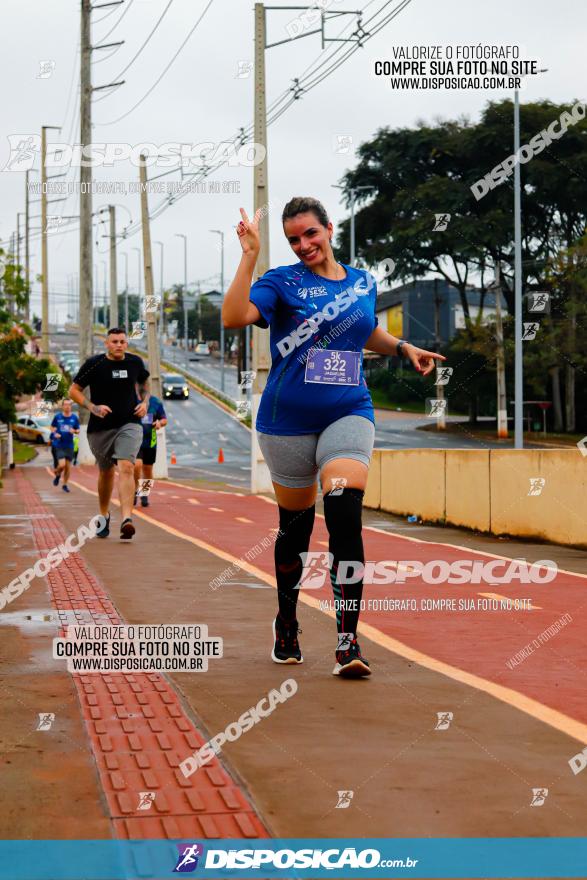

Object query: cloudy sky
[1,0,584,321]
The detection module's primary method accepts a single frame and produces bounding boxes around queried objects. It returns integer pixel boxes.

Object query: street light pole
[154,240,164,342]
[132,247,142,306]
[332,184,371,266]
[175,234,188,364]
[513,88,523,449]
[101,260,108,326]
[121,252,129,332]
[210,230,225,392]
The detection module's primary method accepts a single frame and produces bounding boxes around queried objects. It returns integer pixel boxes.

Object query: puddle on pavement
[0,609,57,629]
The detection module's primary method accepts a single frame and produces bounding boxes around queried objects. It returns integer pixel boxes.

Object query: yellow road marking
[66,473,587,745]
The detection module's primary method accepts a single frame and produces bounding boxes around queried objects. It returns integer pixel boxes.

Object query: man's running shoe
[140,495,149,508]
[62,485,70,493]
[332,634,371,677]
[120,517,135,540]
[271,616,303,664]
[96,514,110,539]
[52,473,60,486]
[133,492,138,507]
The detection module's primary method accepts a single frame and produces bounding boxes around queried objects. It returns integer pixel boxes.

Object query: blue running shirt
[249,262,378,435]
[50,412,80,449]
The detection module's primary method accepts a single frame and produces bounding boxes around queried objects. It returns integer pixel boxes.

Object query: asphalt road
[162,394,251,489]
[159,341,240,400]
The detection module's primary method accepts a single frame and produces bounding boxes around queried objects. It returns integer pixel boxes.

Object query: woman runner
[223,197,444,677]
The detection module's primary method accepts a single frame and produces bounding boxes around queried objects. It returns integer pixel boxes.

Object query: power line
[95,0,216,124]
[29,0,411,248]
[110,0,175,80]
[132,0,411,223]
[97,0,135,43]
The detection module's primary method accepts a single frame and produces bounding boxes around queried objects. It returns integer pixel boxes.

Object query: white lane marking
[219,433,227,441]
[191,440,199,447]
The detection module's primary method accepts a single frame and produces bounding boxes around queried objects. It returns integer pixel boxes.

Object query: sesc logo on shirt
[112,369,128,378]
[297,285,328,300]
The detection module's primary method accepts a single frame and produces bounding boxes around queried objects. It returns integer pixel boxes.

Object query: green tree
[0,249,52,423]
[337,99,587,321]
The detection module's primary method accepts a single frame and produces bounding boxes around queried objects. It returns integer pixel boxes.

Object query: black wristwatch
[396,339,408,358]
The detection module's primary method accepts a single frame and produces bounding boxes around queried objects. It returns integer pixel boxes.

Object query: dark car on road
[162,374,190,400]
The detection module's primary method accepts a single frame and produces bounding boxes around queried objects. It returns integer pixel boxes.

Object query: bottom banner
[0,838,586,879]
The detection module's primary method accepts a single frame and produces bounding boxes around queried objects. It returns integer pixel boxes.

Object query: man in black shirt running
[69,327,150,540]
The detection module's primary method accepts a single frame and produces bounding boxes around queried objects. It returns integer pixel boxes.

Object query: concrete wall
[365,448,587,549]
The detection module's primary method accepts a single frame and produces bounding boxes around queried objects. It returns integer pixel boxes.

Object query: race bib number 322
[304,349,361,385]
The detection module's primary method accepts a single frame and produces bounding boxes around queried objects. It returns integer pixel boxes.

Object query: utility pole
[40,127,48,353]
[139,156,162,400]
[79,0,93,365]
[24,171,31,322]
[493,263,508,439]
[139,155,167,478]
[108,205,117,327]
[251,3,272,492]
[433,279,446,430]
[40,125,60,357]
[79,0,125,365]
[16,213,22,280]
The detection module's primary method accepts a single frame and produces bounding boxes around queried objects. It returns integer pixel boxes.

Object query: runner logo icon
[173,843,204,872]
[296,551,333,589]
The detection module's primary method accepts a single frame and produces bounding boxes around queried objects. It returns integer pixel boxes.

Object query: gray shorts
[257,414,375,488]
[88,423,143,471]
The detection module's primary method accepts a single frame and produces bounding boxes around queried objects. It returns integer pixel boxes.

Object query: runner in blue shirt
[223,197,445,677]
[51,399,80,493]
[134,395,167,508]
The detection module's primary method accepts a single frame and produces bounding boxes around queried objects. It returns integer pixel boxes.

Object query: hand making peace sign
[236,207,262,257]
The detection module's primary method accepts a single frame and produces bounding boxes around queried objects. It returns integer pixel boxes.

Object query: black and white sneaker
[120,518,135,540]
[332,633,371,677]
[96,514,110,539]
[271,616,303,664]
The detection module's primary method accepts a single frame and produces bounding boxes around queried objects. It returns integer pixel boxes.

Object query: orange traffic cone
[217,448,224,463]
[170,451,177,465]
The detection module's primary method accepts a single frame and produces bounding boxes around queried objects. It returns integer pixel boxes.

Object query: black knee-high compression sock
[274,504,316,622]
[323,487,365,637]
